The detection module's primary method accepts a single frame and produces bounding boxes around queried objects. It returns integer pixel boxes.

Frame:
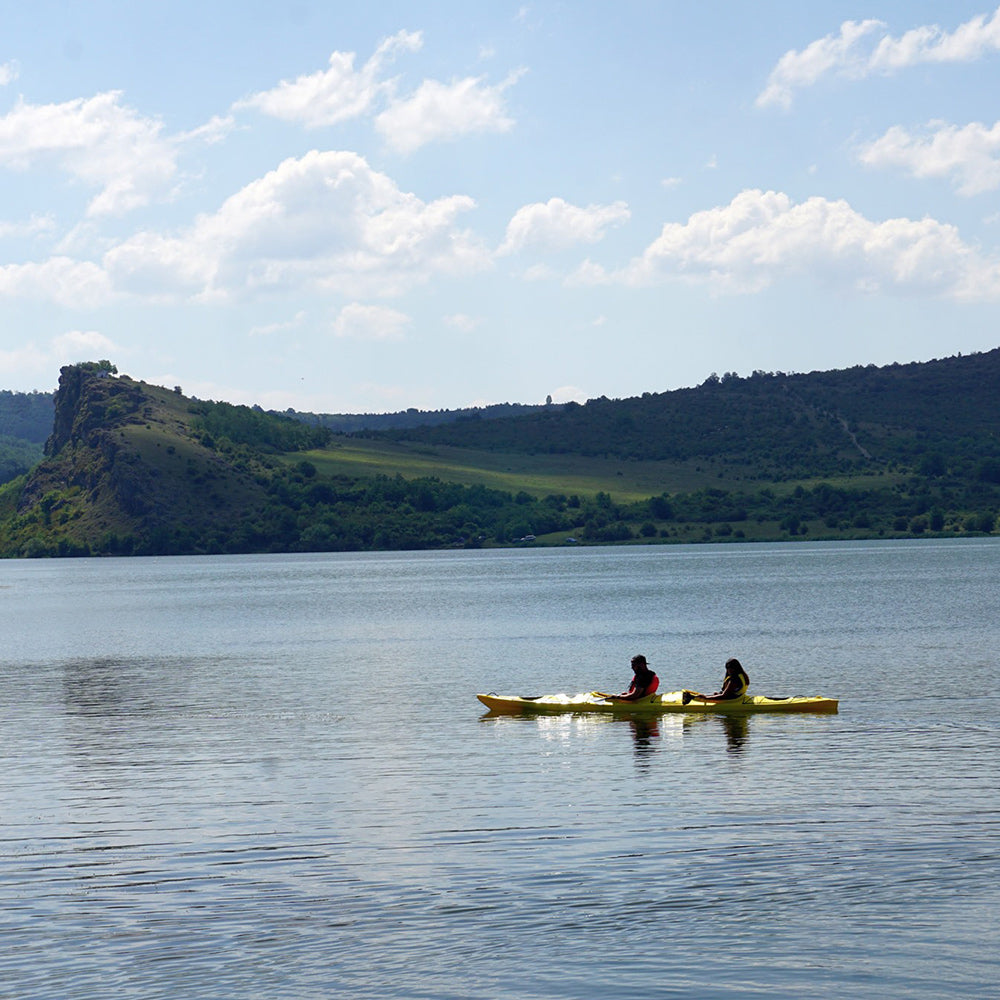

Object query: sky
[2,1,1000,413]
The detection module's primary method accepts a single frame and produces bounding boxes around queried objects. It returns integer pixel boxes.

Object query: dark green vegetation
[0,364,599,557]
[372,352,1000,480]
[0,387,53,485]
[0,350,998,557]
[297,400,556,433]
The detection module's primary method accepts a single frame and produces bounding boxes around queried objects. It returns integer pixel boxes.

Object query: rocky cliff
[3,365,272,556]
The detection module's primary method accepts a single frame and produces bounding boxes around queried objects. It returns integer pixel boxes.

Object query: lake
[1,539,998,999]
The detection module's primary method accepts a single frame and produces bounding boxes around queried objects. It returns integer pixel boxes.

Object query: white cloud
[104,150,490,302]
[176,114,235,146]
[0,91,230,216]
[332,302,410,340]
[0,329,116,380]
[591,188,1000,301]
[0,342,48,375]
[499,197,630,254]
[870,5,1000,69]
[0,61,18,86]
[521,262,556,281]
[250,310,307,337]
[0,214,55,238]
[0,257,112,306]
[443,312,480,332]
[375,69,524,153]
[52,329,117,358]
[859,120,1000,195]
[758,7,1000,108]
[234,32,523,154]
[549,384,587,404]
[234,30,422,128]
[565,259,607,286]
[757,19,884,109]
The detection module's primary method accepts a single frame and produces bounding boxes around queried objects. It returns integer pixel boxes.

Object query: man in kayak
[683,658,749,704]
[608,655,659,702]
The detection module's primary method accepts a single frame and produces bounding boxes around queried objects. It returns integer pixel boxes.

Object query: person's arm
[607,680,639,702]
[610,673,657,702]
[699,673,746,702]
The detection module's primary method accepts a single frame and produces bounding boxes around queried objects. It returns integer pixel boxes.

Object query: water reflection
[621,713,750,768]
[720,715,749,754]
[62,658,134,717]
[481,708,752,763]
[624,716,659,769]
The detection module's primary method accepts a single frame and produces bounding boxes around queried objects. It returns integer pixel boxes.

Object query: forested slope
[371,349,1000,481]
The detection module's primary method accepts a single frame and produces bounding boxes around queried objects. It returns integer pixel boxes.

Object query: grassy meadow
[291,437,902,503]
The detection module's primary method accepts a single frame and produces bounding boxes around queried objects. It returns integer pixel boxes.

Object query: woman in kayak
[608,655,659,702]
[684,657,749,703]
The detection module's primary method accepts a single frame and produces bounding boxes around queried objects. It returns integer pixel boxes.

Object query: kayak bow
[477,690,838,715]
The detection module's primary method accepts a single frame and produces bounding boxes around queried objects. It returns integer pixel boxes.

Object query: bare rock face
[46,364,139,457]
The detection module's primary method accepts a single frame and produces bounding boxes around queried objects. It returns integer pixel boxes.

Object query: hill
[291,400,558,433]
[0,388,54,485]
[367,349,1000,482]
[1,352,998,558]
[0,364,589,556]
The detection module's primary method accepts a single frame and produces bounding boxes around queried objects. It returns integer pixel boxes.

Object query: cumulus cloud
[53,329,117,357]
[870,5,1000,69]
[235,31,523,153]
[375,69,524,153]
[859,120,1000,195]
[103,149,490,301]
[758,7,1000,108]
[0,329,116,379]
[549,384,587,404]
[757,19,885,109]
[499,197,630,254]
[332,302,410,340]
[234,30,422,128]
[0,91,231,216]
[586,188,1000,301]
[0,257,112,306]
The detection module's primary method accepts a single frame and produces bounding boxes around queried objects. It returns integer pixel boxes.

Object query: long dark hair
[725,657,747,678]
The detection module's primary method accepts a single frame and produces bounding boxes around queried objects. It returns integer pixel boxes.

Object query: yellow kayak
[477,690,838,715]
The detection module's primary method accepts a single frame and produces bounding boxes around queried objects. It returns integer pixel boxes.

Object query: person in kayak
[683,657,749,704]
[608,655,659,702]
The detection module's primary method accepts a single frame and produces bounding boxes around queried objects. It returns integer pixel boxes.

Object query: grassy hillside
[290,437,901,502]
[2,354,998,558]
[0,364,638,556]
[0,371,280,555]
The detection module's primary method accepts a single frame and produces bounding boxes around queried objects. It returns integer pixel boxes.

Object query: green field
[291,438,901,501]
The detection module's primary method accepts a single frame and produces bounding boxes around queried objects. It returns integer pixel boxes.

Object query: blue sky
[2,1,1000,412]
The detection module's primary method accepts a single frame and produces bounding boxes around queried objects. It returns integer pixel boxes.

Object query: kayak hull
[477,690,838,715]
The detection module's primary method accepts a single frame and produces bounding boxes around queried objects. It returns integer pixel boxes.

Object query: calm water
[1,540,998,999]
